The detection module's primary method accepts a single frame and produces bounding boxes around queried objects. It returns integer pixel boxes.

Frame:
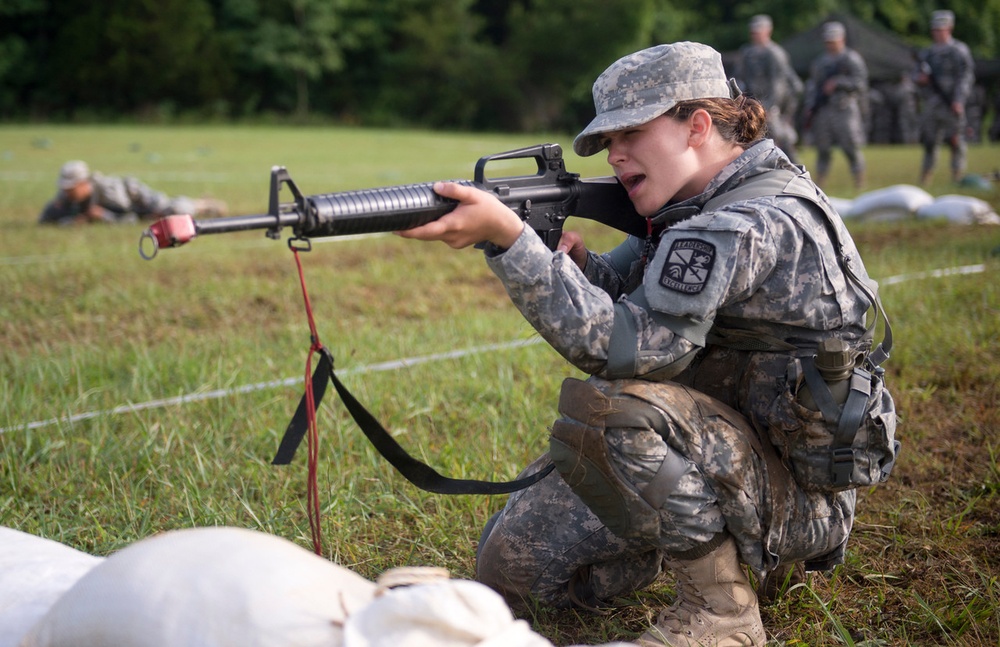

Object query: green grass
[2,124,1000,645]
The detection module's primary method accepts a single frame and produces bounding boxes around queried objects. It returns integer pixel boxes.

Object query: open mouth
[621,173,646,196]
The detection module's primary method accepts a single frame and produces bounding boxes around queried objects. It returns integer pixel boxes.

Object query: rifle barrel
[194,211,302,235]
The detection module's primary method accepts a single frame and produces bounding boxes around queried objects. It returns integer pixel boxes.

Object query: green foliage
[356,0,505,129]
[42,0,228,116]
[248,0,351,117]
[1,0,998,127]
[503,0,654,131]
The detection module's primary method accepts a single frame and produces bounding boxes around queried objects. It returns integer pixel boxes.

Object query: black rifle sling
[272,346,554,495]
[271,348,333,466]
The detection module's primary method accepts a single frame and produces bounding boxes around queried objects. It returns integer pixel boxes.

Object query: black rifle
[139,143,645,259]
[137,142,646,496]
[917,52,955,105]
[804,56,846,129]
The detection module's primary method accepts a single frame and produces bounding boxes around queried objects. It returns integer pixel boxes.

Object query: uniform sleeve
[781,49,804,96]
[804,59,822,110]
[486,227,698,379]
[955,43,976,105]
[762,48,786,107]
[838,51,868,94]
[486,226,616,374]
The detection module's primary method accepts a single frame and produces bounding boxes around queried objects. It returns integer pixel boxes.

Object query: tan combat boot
[637,535,765,647]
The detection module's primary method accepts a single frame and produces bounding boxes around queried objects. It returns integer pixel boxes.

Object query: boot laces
[656,565,709,635]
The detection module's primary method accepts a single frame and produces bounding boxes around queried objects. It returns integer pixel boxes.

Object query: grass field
[2,124,999,645]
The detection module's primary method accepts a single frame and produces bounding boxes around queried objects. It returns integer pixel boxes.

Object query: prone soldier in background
[914,10,976,185]
[38,160,227,226]
[734,14,804,164]
[803,22,869,189]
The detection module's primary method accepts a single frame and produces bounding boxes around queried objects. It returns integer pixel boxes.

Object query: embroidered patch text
[660,238,716,294]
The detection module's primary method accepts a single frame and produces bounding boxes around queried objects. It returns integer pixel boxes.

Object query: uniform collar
[650,140,787,226]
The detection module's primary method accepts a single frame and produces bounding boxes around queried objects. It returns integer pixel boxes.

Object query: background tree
[245,0,351,119]
[502,0,653,132]
[0,0,997,128]
[43,0,228,119]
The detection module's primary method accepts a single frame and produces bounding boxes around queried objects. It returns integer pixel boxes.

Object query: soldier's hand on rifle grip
[556,230,588,270]
[395,181,525,250]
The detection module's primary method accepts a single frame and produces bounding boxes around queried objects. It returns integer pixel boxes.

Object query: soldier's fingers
[433,181,487,205]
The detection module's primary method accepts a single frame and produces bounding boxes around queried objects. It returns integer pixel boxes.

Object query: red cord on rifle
[291,246,324,556]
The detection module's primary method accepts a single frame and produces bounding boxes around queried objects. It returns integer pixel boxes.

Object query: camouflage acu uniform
[804,46,868,181]
[475,140,892,609]
[915,38,975,179]
[38,173,199,225]
[735,41,803,161]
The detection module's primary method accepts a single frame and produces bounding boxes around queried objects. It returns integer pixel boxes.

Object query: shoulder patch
[659,238,716,294]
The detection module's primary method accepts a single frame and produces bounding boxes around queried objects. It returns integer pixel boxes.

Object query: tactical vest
[652,169,900,492]
[698,168,899,492]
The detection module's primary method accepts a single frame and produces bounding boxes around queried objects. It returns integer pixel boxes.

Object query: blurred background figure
[914,10,976,185]
[866,71,919,145]
[804,21,869,189]
[735,14,804,163]
[38,160,227,226]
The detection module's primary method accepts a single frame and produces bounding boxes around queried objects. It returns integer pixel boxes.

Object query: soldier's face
[603,115,702,216]
[65,180,93,203]
[931,27,950,43]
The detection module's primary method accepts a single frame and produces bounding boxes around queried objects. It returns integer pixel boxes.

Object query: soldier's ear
[687,109,713,147]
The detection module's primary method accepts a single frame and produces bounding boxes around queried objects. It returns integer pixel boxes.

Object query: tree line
[1,0,997,133]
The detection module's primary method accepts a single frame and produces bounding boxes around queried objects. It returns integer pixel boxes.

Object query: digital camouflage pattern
[735,40,803,159]
[804,45,869,180]
[916,36,975,178]
[574,42,736,157]
[479,140,888,607]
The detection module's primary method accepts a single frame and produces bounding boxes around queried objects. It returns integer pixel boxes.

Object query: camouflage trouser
[920,98,967,176]
[812,99,866,177]
[475,375,855,609]
[166,196,199,217]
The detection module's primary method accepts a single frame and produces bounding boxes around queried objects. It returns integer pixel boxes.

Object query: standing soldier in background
[804,22,869,189]
[735,15,804,163]
[914,10,975,185]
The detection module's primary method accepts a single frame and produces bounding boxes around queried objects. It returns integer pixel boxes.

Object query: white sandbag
[19,526,376,647]
[346,579,554,647]
[916,194,1000,225]
[846,184,934,222]
[0,528,103,647]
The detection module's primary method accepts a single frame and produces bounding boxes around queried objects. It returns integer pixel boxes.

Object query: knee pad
[549,378,675,540]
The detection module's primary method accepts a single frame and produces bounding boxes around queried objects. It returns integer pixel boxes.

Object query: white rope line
[1,262,990,434]
[880,263,985,285]
[0,338,544,434]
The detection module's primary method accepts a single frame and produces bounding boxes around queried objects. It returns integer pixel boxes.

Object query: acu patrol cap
[58,160,90,190]
[749,14,773,32]
[822,21,846,41]
[930,10,955,29]
[573,42,737,157]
